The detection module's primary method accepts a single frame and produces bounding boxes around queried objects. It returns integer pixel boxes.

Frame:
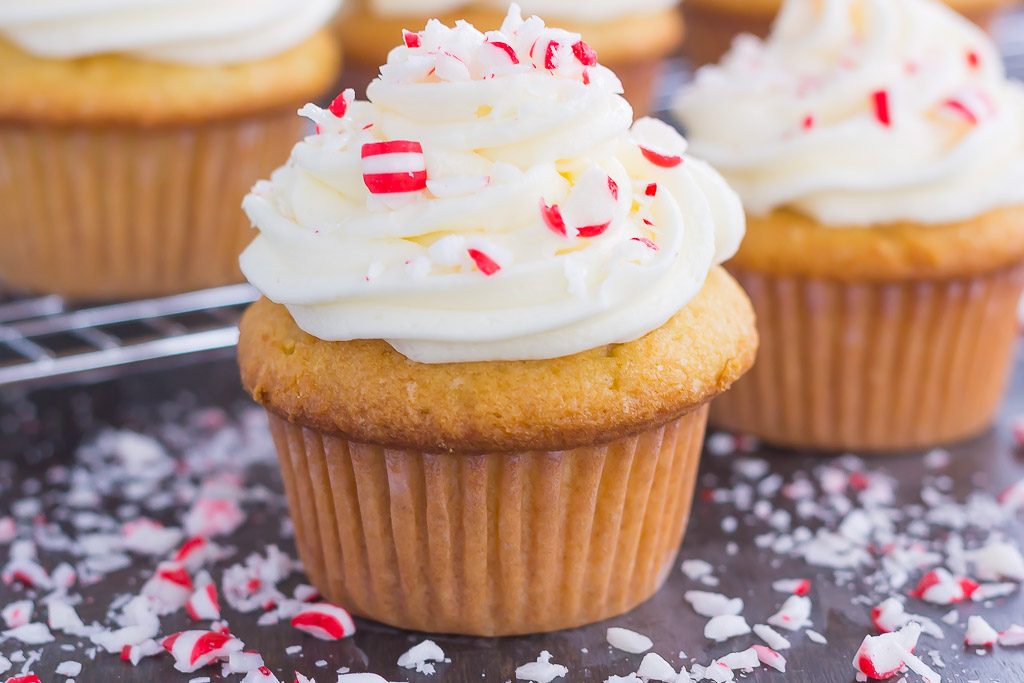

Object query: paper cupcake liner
[711,265,1024,452]
[267,404,708,636]
[0,111,304,300]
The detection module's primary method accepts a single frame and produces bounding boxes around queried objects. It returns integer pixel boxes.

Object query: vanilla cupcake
[676,0,1024,451]
[682,0,1017,66]
[338,0,684,113]
[0,0,342,299]
[238,8,756,635]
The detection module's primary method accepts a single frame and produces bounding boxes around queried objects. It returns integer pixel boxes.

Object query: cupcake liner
[712,264,1024,452]
[0,110,304,300]
[681,4,774,66]
[267,404,708,636]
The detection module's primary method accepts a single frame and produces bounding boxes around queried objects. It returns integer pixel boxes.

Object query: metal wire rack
[1,8,1022,389]
[0,285,257,388]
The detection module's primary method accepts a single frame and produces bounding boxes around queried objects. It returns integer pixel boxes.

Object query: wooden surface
[1,356,1023,682]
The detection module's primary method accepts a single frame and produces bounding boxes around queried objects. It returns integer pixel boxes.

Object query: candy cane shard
[361,141,428,195]
[289,603,356,641]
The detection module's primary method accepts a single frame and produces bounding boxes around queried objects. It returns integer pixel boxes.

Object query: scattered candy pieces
[290,603,356,641]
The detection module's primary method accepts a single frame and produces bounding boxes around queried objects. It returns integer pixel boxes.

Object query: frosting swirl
[241,5,744,364]
[674,0,1024,226]
[0,0,341,64]
[366,0,677,22]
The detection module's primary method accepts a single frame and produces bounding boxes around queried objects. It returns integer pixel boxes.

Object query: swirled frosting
[367,0,677,22]
[675,0,1024,226]
[241,5,744,364]
[0,0,341,64]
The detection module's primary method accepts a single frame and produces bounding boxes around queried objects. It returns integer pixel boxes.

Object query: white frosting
[0,0,341,64]
[675,0,1024,226]
[241,6,744,364]
[367,0,676,22]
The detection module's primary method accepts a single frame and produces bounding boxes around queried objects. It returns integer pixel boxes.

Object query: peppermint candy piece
[965,616,999,647]
[632,118,687,168]
[290,603,356,641]
[1,600,32,629]
[186,584,221,621]
[361,141,428,195]
[161,629,243,673]
[241,666,282,683]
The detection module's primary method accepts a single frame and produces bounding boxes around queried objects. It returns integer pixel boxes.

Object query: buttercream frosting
[0,0,341,64]
[241,5,744,363]
[675,0,1024,226]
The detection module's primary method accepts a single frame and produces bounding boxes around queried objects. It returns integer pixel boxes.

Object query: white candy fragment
[964,616,999,647]
[241,667,281,683]
[46,600,84,634]
[680,560,714,582]
[752,645,786,672]
[606,627,653,654]
[998,624,1024,646]
[515,651,568,683]
[2,622,54,644]
[972,582,1017,601]
[852,623,922,681]
[767,595,811,631]
[806,629,827,644]
[683,591,742,618]
[122,639,162,666]
[753,624,791,650]
[2,601,33,629]
[397,640,446,675]
[969,541,1024,582]
[704,615,751,643]
[55,661,82,676]
[636,653,677,681]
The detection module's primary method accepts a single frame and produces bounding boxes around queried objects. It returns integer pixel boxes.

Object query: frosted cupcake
[676,0,1024,451]
[682,0,1017,66]
[338,0,684,113]
[0,1,342,299]
[238,8,756,635]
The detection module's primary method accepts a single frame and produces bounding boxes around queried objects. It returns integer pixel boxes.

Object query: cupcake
[676,0,1024,451]
[238,8,756,635]
[0,1,342,300]
[682,0,1017,66]
[337,0,684,113]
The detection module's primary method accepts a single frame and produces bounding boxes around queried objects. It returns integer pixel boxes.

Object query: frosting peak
[241,6,744,363]
[675,0,1024,226]
[0,0,341,64]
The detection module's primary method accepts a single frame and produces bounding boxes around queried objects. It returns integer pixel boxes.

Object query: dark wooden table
[1,354,1023,683]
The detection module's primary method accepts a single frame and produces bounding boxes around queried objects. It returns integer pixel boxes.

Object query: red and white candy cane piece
[965,616,999,647]
[853,628,916,680]
[910,568,972,605]
[999,477,1024,510]
[767,595,811,631]
[0,516,14,543]
[5,675,42,683]
[173,536,211,572]
[1,559,51,590]
[572,40,597,67]
[467,249,501,276]
[290,603,356,641]
[361,141,427,195]
[632,118,686,168]
[752,645,787,673]
[402,29,420,48]
[241,666,282,683]
[294,674,315,683]
[121,639,163,666]
[772,578,811,596]
[186,584,221,621]
[161,630,242,673]
[872,89,892,127]
[540,200,567,237]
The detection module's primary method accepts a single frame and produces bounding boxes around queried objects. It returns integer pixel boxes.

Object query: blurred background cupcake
[675,0,1024,451]
[337,0,684,112]
[0,0,342,300]
[682,0,1021,65]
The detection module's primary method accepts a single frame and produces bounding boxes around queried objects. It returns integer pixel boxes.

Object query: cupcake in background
[337,0,684,113]
[0,0,342,300]
[682,0,1019,65]
[239,7,756,635]
[676,0,1024,451]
